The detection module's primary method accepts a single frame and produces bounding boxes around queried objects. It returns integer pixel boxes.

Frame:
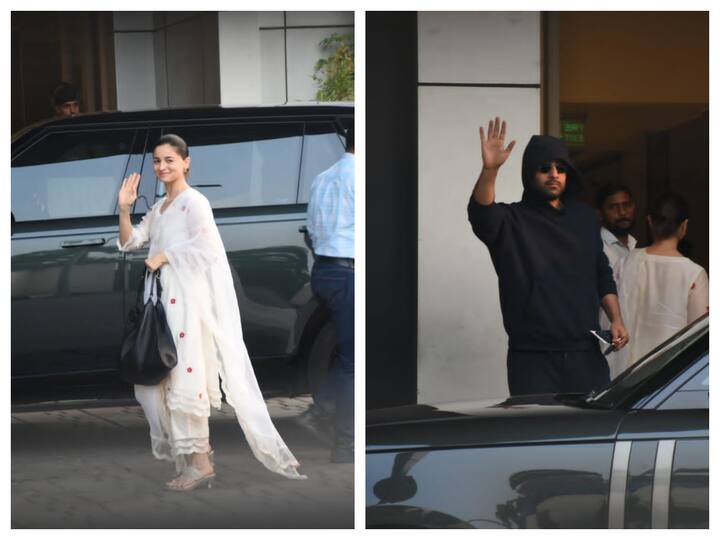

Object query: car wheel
[307,320,336,398]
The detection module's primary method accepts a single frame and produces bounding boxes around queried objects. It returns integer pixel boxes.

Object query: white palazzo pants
[134,382,211,468]
[134,270,215,471]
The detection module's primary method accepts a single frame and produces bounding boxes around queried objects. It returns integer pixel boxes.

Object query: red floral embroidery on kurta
[198,393,203,399]
[171,298,176,304]
[187,367,192,373]
[691,282,696,290]
[180,332,185,338]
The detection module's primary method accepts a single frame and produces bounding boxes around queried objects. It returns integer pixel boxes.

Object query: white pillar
[113,13,157,110]
[417,12,542,403]
[218,12,262,105]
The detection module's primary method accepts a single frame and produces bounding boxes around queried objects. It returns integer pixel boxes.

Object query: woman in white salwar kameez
[613,193,709,378]
[118,134,306,490]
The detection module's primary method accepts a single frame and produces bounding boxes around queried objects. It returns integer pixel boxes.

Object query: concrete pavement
[11,396,353,528]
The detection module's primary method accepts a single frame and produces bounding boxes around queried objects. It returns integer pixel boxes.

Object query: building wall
[219,11,354,105]
[113,13,157,110]
[114,12,221,110]
[114,11,353,110]
[161,13,221,108]
[416,12,542,404]
[217,12,263,105]
[559,12,708,105]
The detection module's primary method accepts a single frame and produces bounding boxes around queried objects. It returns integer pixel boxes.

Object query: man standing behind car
[51,82,81,117]
[300,125,355,463]
[467,117,629,396]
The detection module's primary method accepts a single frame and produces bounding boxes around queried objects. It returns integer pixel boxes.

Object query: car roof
[43,103,351,125]
[12,103,354,143]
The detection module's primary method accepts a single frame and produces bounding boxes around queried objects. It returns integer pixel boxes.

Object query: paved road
[11,396,353,528]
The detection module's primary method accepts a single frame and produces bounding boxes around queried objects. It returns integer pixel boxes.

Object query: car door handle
[299,226,308,233]
[61,238,107,248]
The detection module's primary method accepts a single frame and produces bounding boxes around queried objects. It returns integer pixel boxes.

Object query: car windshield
[584,314,708,409]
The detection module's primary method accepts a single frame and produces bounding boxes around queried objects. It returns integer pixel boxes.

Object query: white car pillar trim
[608,441,632,528]
[651,439,676,529]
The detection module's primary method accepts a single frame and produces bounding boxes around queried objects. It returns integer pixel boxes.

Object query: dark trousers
[507,347,610,396]
[311,261,354,442]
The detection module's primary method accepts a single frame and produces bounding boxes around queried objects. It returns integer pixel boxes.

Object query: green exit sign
[561,120,585,145]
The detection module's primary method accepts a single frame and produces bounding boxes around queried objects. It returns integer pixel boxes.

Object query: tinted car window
[587,316,708,409]
[168,123,302,209]
[678,361,708,391]
[12,130,135,221]
[658,357,709,410]
[298,122,346,203]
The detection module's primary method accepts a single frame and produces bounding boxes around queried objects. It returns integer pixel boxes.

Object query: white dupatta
[163,189,306,480]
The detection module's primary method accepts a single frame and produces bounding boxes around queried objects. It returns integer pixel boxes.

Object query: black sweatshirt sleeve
[467,196,508,245]
[596,234,617,298]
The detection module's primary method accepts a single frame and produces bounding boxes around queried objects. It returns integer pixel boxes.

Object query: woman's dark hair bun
[153,134,189,159]
[649,192,689,240]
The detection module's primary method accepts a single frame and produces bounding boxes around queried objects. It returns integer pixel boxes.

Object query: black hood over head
[521,135,582,203]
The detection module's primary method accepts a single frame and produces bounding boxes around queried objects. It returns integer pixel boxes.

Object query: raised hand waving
[119,173,141,211]
[479,117,516,171]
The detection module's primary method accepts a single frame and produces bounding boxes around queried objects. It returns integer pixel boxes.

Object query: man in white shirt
[597,184,637,271]
[596,184,637,336]
[298,125,354,463]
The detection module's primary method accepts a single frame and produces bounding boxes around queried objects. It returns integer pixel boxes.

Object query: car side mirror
[373,475,418,503]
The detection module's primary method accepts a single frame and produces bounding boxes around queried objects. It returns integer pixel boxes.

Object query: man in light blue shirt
[300,125,354,463]
[307,149,354,259]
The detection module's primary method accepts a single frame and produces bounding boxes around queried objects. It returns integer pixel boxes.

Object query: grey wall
[113,12,220,110]
[217,12,263,105]
[113,13,157,110]
[156,13,220,108]
[114,11,352,110]
[416,12,542,404]
[219,11,354,105]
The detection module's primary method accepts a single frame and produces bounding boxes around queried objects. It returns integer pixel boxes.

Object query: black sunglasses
[537,162,568,174]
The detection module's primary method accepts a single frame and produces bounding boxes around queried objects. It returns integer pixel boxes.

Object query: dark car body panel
[12,105,353,405]
[12,218,125,379]
[366,318,708,529]
[367,401,626,451]
[367,442,615,528]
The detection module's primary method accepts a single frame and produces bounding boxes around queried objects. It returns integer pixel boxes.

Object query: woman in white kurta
[118,134,305,490]
[613,193,708,378]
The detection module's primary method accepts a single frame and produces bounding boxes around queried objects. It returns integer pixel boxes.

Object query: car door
[366,406,625,529]
[609,352,709,528]
[11,128,143,393]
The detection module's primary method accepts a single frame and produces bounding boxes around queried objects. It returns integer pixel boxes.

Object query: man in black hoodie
[467,117,629,395]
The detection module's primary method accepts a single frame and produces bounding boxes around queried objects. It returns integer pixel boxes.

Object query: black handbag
[120,270,178,385]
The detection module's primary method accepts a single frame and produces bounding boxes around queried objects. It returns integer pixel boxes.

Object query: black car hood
[367,394,625,452]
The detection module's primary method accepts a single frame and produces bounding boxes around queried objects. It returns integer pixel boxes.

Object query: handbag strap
[145,269,163,303]
[154,270,163,298]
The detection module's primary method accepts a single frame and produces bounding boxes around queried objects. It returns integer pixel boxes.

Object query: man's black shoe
[295,405,333,445]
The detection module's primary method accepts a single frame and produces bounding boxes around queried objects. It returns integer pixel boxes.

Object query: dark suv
[11,104,353,406]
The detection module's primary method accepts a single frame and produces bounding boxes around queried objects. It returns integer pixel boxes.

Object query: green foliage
[313,33,354,102]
